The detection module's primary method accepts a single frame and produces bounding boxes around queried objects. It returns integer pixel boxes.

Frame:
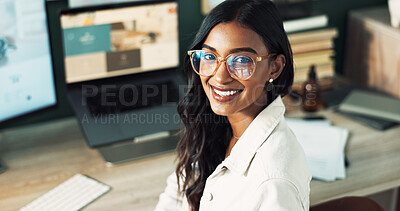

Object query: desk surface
[1,108,400,211]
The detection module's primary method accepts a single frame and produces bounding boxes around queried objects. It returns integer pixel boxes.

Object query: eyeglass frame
[187,49,277,80]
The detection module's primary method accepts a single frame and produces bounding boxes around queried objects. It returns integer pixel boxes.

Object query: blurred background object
[343,6,400,99]
[388,0,400,27]
[0,36,16,61]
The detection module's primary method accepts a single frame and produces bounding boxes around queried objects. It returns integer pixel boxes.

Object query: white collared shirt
[155,96,312,211]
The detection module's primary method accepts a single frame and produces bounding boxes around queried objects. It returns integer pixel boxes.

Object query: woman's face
[200,22,273,118]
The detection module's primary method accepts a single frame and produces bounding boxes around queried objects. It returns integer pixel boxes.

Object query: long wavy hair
[176,0,294,210]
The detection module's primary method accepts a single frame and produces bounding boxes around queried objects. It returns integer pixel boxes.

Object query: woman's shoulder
[256,118,307,162]
[249,118,311,196]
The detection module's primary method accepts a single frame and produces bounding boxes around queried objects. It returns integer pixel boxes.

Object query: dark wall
[1,0,386,129]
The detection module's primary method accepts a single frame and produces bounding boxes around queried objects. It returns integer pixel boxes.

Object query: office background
[1,0,399,210]
[1,0,387,129]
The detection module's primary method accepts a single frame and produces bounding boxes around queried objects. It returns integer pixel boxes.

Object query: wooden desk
[1,109,400,210]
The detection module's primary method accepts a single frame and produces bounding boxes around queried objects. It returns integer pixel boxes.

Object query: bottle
[302,65,319,112]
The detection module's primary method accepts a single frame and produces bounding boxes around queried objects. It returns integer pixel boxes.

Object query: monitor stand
[98,131,178,166]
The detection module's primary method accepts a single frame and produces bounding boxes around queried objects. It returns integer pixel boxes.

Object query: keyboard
[19,174,111,211]
[85,81,180,116]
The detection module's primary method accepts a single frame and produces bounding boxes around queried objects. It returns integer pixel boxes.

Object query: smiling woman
[155,0,311,211]
[198,22,281,121]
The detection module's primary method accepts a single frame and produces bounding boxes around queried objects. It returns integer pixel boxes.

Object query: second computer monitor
[0,0,57,124]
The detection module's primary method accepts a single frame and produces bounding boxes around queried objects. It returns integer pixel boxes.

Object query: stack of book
[287,27,338,85]
[274,0,338,90]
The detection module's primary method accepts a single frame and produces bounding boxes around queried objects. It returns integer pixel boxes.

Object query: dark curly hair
[175,0,294,210]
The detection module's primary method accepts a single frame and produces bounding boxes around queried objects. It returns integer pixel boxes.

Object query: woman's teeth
[214,88,240,96]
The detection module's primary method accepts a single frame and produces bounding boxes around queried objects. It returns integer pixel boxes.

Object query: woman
[155,0,311,210]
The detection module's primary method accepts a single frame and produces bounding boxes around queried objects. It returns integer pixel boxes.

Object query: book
[293,49,334,68]
[294,60,334,72]
[294,49,334,59]
[293,64,335,83]
[283,14,329,33]
[288,28,338,44]
[338,89,400,123]
[292,77,334,92]
[291,39,334,54]
[337,111,399,130]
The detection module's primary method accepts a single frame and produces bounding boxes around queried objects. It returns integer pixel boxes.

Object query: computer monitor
[0,0,57,173]
[54,0,182,163]
[60,0,179,84]
[0,0,57,124]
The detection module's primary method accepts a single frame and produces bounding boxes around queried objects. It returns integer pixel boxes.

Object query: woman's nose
[212,61,234,84]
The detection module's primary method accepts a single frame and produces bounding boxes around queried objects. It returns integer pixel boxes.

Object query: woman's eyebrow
[202,44,258,55]
[202,44,217,52]
[229,47,258,54]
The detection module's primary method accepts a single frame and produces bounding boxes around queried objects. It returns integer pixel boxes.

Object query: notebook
[338,89,400,123]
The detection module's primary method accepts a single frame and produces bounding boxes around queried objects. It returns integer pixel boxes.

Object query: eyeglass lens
[191,51,255,79]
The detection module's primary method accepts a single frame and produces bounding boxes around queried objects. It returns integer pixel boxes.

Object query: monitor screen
[60,1,179,84]
[0,0,57,123]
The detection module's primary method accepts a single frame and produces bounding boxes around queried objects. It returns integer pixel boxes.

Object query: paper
[286,118,349,182]
[336,128,348,179]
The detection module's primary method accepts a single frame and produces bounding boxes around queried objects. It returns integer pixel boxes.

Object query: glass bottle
[302,65,319,112]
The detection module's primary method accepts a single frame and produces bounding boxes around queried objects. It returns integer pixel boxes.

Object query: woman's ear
[270,54,286,80]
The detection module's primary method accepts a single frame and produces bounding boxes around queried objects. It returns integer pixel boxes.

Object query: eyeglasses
[187,50,276,80]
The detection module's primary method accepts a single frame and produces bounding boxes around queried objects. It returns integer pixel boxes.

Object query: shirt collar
[221,95,286,175]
